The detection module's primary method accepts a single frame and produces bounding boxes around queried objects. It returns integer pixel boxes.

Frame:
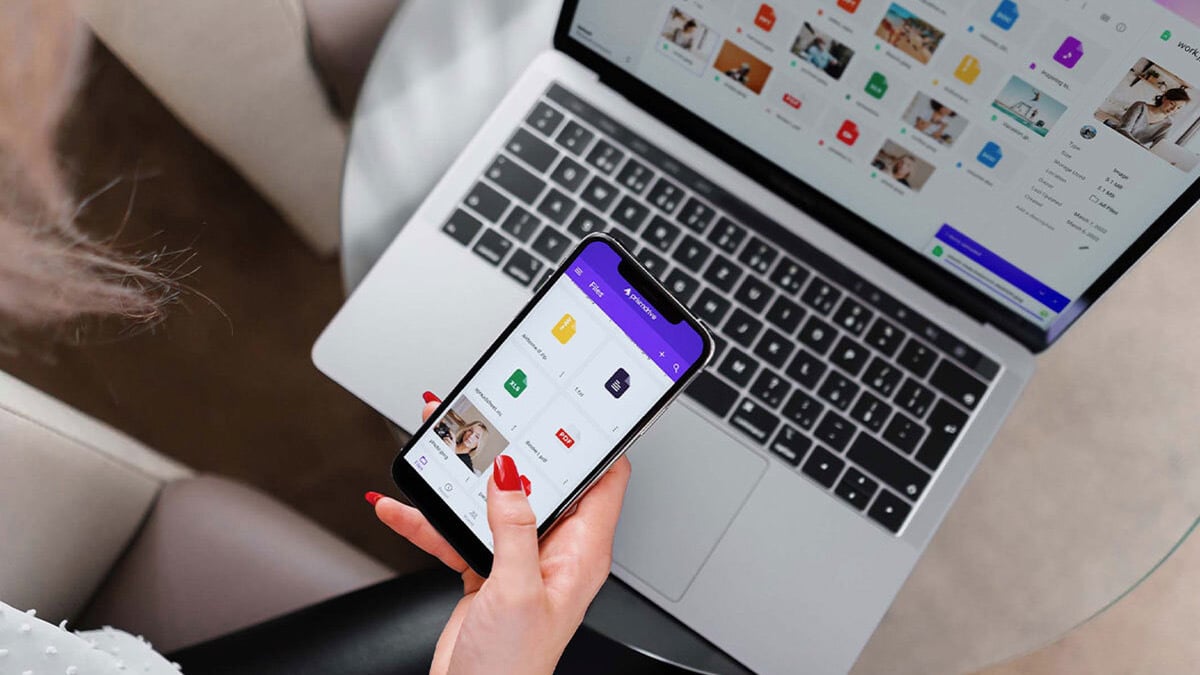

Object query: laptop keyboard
[439,84,1001,536]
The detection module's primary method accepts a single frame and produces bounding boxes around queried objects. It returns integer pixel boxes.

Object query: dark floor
[1,43,433,575]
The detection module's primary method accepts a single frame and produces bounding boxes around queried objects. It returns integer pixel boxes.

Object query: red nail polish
[365,491,384,506]
[520,475,532,496]
[422,391,441,404]
[493,455,522,491]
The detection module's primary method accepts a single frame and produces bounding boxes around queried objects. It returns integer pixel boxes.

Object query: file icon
[977,142,1003,168]
[990,0,1019,31]
[505,369,528,398]
[954,55,981,85]
[837,0,861,13]
[865,72,889,99]
[755,4,776,32]
[836,120,860,146]
[552,313,577,344]
[1053,37,1084,69]
[605,368,631,399]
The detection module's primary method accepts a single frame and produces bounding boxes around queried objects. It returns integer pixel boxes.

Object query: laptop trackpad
[613,406,767,601]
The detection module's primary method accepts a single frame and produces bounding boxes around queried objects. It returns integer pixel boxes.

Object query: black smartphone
[391,234,714,576]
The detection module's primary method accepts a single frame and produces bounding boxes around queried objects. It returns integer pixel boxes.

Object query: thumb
[486,454,541,588]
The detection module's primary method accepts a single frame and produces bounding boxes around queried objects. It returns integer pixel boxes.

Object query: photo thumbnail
[433,395,510,476]
[902,92,968,147]
[660,7,716,57]
[1094,57,1200,172]
[872,140,935,191]
[714,40,773,94]
[992,76,1067,137]
[791,22,855,80]
[875,3,946,65]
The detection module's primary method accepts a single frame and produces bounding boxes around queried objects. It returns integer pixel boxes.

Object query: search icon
[673,363,680,373]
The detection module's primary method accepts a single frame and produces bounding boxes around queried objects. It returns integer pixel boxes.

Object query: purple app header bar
[566,241,705,381]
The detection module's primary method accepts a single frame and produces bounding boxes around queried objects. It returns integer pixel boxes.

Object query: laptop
[314,1,1200,672]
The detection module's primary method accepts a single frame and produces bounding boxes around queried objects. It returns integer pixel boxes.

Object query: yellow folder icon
[552,313,577,344]
[955,55,981,85]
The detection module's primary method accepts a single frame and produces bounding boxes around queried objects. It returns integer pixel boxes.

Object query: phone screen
[401,239,708,549]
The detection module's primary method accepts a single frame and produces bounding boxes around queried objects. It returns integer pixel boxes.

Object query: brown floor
[1,44,433,575]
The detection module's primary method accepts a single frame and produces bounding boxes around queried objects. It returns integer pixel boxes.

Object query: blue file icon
[977,142,1003,168]
[991,0,1019,31]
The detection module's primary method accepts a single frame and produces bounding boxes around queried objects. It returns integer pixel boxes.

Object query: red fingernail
[493,455,522,491]
[365,491,384,506]
[520,475,532,496]
[422,391,441,404]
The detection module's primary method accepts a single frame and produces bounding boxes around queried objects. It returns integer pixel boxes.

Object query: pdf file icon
[782,93,803,109]
[555,426,578,449]
[754,4,776,32]
[837,0,861,13]
[837,120,860,146]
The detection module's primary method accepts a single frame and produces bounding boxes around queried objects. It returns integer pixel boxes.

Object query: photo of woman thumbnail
[791,22,855,80]
[902,92,968,147]
[875,3,945,65]
[432,395,509,475]
[1094,57,1200,172]
[660,7,715,56]
[871,140,935,191]
[713,40,773,94]
[992,76,1068,137]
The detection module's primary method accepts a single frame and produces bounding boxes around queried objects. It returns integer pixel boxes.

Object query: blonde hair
[455,421,489,450]
[0,0,175,345]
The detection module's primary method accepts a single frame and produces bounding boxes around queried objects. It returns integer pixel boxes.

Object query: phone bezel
[391,233,715,577]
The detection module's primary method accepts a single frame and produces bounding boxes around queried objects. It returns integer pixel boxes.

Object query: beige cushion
[0,370,191,622]
[77,0,348,256]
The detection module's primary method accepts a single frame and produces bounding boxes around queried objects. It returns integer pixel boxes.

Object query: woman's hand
[369,394,632,675]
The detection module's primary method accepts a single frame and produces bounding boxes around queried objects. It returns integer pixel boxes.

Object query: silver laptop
[315,1,1200,672]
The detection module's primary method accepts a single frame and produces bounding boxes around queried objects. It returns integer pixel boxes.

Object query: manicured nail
[365,491,384,506]
[422,391,441,404]
[520,475,532,496]
[493,455,522,491]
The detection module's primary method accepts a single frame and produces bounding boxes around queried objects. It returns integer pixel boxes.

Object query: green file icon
[505,369,528,398]
[865,72,889,99]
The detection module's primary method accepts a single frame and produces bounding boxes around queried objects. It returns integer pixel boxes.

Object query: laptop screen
[566,0,1200,329]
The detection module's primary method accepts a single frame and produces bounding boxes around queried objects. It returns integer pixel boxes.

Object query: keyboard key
[708,217,747,254]
[612,196,650,231]
[566,208,605,239]
[647,177,684,214]
[636,247,669,280]
[883,412,924,454]
[730,398,781,445]
[442,209,483,246]
[555,120,594,155]
[737,237,777,275]
[897,338,937,378]
[718,347,759,387]
[702,254,744,293]
[863,358,903,398]
[801,277,842,315]
[765,296,806,334]
[835,469,879,511]
[616,158,653,194]
[753,328,795,369]
[711,334,729,361]
[785,349,827,391]
[531,227,571,264]
[929,360,987,410]
[832,298,873,337]
[868,491,911,533]
[798,316,837,356]
[500,206,541,243]
[847,434,931,502]
[865,318,905,357]
[769,258,810,295]
[770,426,813,466]
[677,197,716,233]
[643,215,682,252]
[487,155,546,205]
[817,371,859,411]
[502,249,544,287]
[749,369,791,409]
[895,379,935,419]
[724,308,764,348]
[815,411,856,452]
[526,102,564,136]
[581,176,619,213]
[663,268,700,304]
[472,229,513,266]
[915,400,969,471]
[672,234,713,272]
[506,127,559,172]
[850,392,892,433]
[465,182,510,223]
[734,276,774,313]
[693,288,732,327]
[536,188,577,225]
[802,447,845,488]
[586,139,625,174]
[550,156,589,192]
[685,371,739,418]
[830,337,870,377]
[782,390,824,431]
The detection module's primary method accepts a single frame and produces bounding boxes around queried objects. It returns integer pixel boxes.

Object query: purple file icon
[1053,37,1083,69]
[605,368,630,399]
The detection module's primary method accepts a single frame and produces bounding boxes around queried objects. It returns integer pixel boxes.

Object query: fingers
[569,455,631,540]
[486,455,542,589]
[374,496,469,573]
[421,391,441,422]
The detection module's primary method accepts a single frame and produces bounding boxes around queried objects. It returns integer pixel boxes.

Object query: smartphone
[392,234,714,576]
